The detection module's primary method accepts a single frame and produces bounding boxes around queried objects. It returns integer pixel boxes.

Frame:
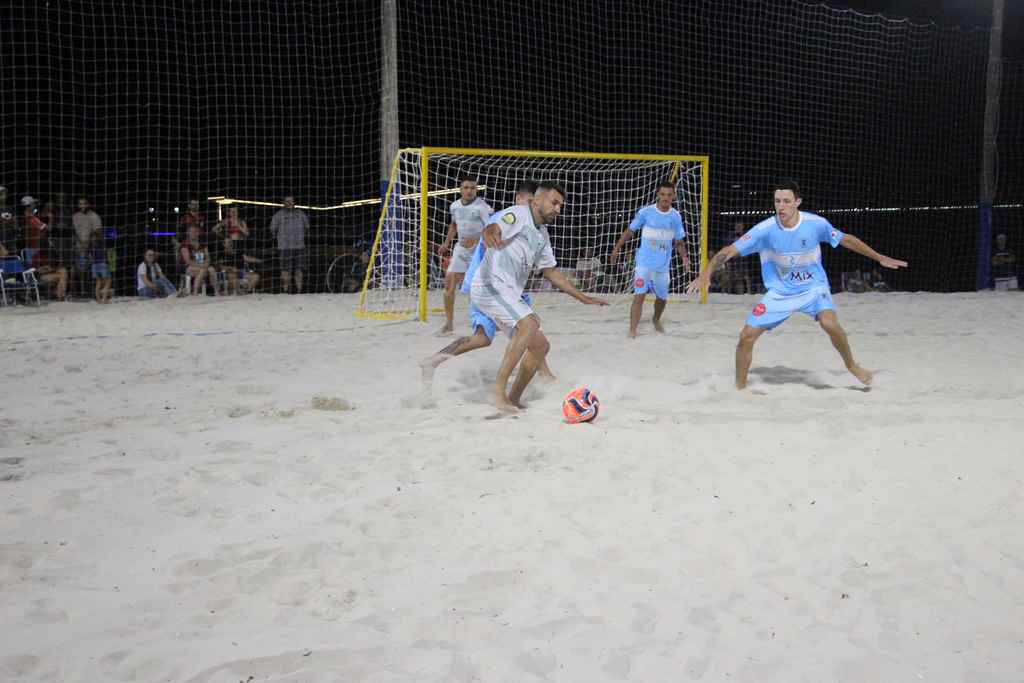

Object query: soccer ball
[562,387,599,424]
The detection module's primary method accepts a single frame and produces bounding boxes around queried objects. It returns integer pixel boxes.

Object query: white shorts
[470,281,535,332]
[446,244,474,274]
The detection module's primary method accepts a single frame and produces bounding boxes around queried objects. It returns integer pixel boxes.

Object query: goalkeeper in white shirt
[436,175,493,335]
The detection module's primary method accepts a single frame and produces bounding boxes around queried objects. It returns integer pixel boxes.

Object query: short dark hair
[772,179,802,198]
[657,181,676,192]
[458,175,477,185]
[515,179,539,195]
[537,180,565,198]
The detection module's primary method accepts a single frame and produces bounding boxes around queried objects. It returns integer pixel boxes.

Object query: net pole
[977,0,1004,290]
[380,0,399,192]
[418,149,430,321]
[700,157,710,304]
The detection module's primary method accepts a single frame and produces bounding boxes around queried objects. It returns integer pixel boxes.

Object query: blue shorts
[746,286,834,330]
[470,292,533,341]
[91,262,111,279]
[634,267,669,300]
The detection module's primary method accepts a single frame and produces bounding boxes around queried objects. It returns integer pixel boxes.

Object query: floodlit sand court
[2,291,1022,681]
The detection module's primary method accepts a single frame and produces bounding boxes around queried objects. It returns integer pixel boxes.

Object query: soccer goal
[357,148,710,320]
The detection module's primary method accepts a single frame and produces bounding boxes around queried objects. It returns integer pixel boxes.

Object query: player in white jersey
[420,181,556,384]
[424,182,607,412]
[436,176,493,335]
[609,182,691,337]
[687,180,907,389]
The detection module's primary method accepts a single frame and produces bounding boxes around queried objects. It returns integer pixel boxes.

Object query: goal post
[357,147,710,321]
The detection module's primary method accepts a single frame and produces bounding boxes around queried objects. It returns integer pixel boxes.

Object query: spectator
[343,244,370,293]
[212,206,249,240]
[72,197,103,271]
[179,224,219,296]
[87,226,113,304]
[19,196,47,264]
[24,239,69,301]
[992,233,1018,291]
[137,249,177,298]
[0,185,16,249]
[39,197,75,271]
[213,207,255,294]
[718,222,751,294]
[178,199,206,243]
[269,195,309,293]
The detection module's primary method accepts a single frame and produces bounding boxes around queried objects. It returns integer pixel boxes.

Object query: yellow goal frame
[357,147,710,321]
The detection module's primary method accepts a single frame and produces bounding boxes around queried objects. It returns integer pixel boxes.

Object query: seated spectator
[864,268,891,292]
[343,247,370,293]
[137,249,177,298]
[219,236,262,294]
[992,233,1018,291]
[179,225,219,296]
[22,245,69,302]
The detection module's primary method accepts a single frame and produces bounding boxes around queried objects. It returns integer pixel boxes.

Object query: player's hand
[583,295,609,306]
[686,272,710,295]
[482,224,502,249]
[435,243,448,256]
[878,255,907,269]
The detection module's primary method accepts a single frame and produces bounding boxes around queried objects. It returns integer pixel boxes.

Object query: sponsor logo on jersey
[635,277,645,289]
[502,213,516,224]
[752,303,766,316]
[789,271,813,282]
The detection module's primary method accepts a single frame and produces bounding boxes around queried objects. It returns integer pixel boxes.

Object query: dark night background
[1,0,1021,294]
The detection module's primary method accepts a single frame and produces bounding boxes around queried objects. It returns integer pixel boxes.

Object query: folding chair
[0,256,42,306]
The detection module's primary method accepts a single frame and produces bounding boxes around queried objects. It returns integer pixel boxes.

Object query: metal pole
[977,0,1004,290]
[381,0,399,184]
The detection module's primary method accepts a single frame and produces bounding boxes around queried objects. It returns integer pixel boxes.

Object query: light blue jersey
[735,212,844,296]
[629,205,685,272]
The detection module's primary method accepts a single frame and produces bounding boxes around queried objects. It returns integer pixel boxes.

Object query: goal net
[358,148,708,321]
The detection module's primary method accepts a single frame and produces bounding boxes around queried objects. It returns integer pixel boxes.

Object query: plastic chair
[0,256,42,306]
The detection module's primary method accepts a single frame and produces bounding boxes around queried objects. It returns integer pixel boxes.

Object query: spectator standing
[178,199,206,243]
[137,249,177,298]
[269,195,309,293]
[19,196,47,264]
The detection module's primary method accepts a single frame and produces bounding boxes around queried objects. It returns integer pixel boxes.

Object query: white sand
[1,291,1023,682]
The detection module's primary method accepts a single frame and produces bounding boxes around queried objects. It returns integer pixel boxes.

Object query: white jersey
[471,205,556,297]
[449,197,493,244]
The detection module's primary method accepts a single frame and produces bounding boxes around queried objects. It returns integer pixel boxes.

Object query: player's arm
[839,234,907,269]
[437,221,457,255]
[608,226,635,264]
[686,244,740,294]
[541,267,608,306]
[673,239,691,270]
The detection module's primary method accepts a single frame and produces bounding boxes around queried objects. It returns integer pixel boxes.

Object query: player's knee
[530,332,550,357]
[737,327,760,347]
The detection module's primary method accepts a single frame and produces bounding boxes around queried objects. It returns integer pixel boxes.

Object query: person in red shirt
[177,199,206,244]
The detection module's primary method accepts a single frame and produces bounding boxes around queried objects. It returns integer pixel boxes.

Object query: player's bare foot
[849,364,873,386]
[419,354,446,384]
[492,389,520,413]
[653,319,666,333]
[511,399,529,410]
[627,329,638,339]
[435,324,454,337]
[538,370,557,383]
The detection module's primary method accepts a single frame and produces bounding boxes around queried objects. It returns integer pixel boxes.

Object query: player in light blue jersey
[688,180,907,389]
[421,180,557,386]
[609,182,690,338]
